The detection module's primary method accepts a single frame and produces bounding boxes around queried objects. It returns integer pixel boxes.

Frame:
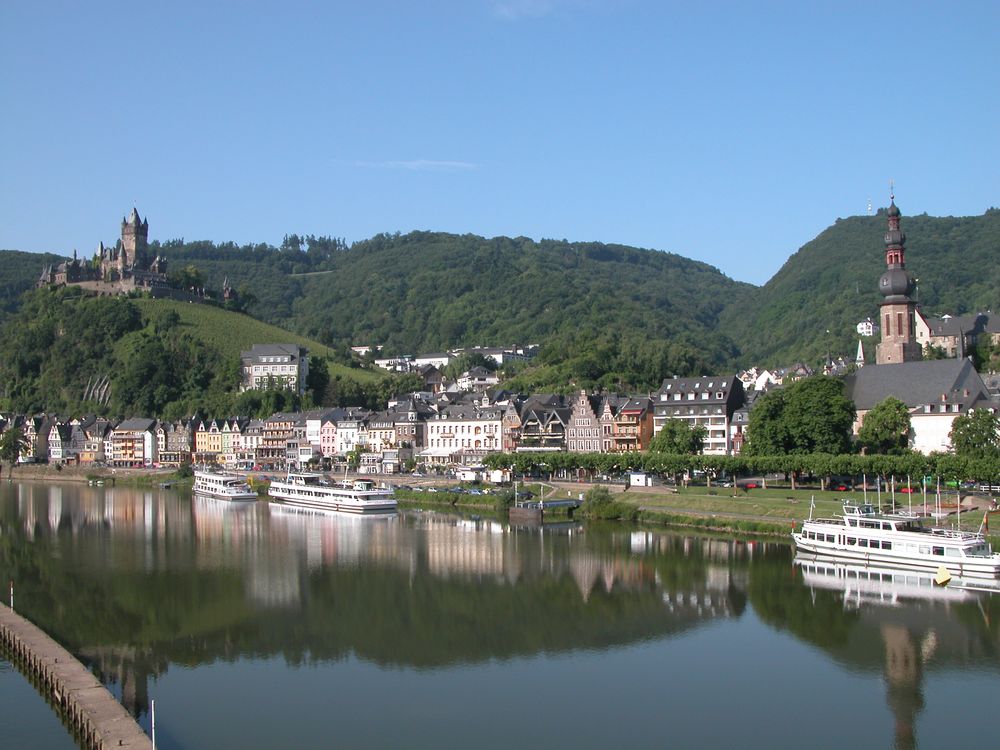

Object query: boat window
[932,547,944,556]
[858,539,868,548]
[882,541,892,550]
[919,545,930,555]
[945,548,961,558]
[847,537,856,545]
[826,535,835,543]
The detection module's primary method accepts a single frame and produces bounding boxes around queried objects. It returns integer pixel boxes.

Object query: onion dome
[887,200,900,218]
[879,268,915,300]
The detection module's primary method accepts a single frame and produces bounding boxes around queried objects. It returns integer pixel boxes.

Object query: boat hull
[267,482,397,515]
[792,533,1000,579]
[193,488,258,502]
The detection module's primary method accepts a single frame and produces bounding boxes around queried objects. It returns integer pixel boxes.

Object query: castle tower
[120,208,149,270]
[875,194,922,365]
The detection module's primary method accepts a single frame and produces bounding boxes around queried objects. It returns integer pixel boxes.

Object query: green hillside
[0,289,401,419]
[0,249,65,312]
[722,208,1000,366]
[5,207,999,390]
[130,298,378,384]
[153,232,754,390]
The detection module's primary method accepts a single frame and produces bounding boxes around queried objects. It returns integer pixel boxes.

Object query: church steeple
[875,189,922,365]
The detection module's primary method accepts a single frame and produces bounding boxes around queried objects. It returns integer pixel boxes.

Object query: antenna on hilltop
[867,198,872,216]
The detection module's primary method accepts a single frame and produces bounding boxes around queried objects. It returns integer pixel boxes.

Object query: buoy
[934,566,951,586]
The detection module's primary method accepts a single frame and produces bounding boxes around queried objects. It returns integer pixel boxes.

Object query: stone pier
[0,603,151,749]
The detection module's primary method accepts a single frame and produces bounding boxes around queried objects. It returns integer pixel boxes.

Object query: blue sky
[2,1,997,285]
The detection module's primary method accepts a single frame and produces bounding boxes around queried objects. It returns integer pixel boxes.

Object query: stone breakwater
[0,604,151,749]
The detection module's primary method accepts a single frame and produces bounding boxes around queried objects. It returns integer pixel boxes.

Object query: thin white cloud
[356,159,479,172]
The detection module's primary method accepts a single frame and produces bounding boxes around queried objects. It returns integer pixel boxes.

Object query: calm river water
[1,481,997,749]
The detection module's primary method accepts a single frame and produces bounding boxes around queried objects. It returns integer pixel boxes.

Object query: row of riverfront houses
[0,374,745,472]
[3,356,997,472]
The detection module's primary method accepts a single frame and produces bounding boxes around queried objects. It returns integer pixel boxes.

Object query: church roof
[844,358,988,411]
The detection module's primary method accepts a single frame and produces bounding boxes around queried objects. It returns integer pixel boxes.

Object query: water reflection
[2,482,998,750]
[795,554,998,750]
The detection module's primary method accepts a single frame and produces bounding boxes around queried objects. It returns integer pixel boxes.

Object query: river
[0,481,997,749]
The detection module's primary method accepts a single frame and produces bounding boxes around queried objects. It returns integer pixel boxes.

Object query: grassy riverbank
[587,482,1000,543]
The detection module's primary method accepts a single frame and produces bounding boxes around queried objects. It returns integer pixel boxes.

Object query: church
[844,194,993,453]
[37,208,169,294]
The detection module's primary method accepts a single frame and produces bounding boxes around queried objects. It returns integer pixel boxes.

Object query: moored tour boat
[193,469,258,502]
[267,472,397,515]
[792,501,1000,579]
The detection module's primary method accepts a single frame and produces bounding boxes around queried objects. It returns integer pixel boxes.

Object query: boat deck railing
[928,526,983,541]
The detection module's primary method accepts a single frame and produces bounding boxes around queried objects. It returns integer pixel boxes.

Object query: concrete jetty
[0,603,151,749]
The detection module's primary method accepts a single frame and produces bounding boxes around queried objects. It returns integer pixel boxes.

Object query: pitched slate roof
[116,418,157,432]
[844,358,989,411]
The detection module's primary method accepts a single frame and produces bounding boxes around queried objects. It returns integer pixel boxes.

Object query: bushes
[580,486,638,521]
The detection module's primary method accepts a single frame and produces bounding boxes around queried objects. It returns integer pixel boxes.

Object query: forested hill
[5,208,998,384]
[154,232,755,391]
[721,208,1000,366]
[0,249,65,312]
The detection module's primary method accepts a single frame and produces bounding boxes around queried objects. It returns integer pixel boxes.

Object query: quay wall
[0,603,151,749]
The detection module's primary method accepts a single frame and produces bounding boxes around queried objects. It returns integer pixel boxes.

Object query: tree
[306,356,330,405]
[0,427,30,480]
[744,389,790,455]
[168,264,205,291]
[857,397,911,455]
[950,409,1000,459]
[745,376,855,455]
[649,419,707,455]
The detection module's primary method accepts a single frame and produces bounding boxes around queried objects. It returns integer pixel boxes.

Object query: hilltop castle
[37,208,169,294]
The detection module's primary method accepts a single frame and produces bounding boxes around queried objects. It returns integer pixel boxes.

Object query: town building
[845,358,990,453]
[240,344,309,395]
[652,376,745,455]
[844,194,994,454]
[567,391,604,453]
[875,196,922,365]
[109,418,158,467]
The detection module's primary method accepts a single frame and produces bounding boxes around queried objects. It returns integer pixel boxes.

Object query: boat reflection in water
[795,552,1000,606]
[795,551,999,750]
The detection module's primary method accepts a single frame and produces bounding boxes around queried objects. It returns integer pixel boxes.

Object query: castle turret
[120,208,149,270]
[875,193,923,365]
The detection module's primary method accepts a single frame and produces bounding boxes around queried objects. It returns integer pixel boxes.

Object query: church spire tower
[875,188,923,365]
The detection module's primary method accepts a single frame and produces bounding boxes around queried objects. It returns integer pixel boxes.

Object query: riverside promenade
[0,603,151,749]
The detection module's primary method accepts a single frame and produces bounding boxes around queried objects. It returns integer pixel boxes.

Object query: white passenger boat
[267,472,397,515]
[193,469,258,502]
[793,501,1000,579]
